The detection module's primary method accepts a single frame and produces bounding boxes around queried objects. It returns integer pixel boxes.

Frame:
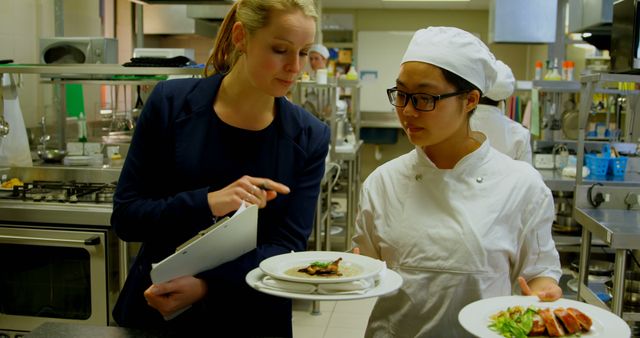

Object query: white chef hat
[309,44,329,59]
[485,60,515,101]
[401,26,498,94]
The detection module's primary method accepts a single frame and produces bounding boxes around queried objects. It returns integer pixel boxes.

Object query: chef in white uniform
[471,60,533,164]
[308,43,329,72]
[353,26,562,337]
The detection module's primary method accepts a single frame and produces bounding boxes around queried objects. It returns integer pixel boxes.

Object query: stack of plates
[246,251,403,301]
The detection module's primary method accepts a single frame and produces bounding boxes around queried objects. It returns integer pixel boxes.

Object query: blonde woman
[112,1,329,336]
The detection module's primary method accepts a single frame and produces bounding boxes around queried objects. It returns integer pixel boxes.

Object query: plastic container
[608,157,628,177]
[535,61,543,80]
[585,154,609,177]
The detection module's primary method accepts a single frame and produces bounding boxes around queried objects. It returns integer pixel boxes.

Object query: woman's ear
[231,21,247,53]
[464,90,481,114]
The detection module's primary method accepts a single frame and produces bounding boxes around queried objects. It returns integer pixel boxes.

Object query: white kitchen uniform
[354,134,561,337]
[471,104,533,164]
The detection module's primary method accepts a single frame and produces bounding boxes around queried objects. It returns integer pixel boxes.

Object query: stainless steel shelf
[0,64,202,76]
[532,80,581,92]
[574,208,640,249]
[539,169,640,192]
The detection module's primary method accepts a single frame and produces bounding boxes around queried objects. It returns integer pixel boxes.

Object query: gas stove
[2,180,117,204]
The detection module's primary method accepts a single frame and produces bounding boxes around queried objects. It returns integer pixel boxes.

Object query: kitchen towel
[0,73,32,167]
[255,274,379,295]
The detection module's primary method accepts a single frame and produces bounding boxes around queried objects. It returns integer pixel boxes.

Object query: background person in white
[471,60,533,164]
[353,26,562,337]
[308,43,329,72]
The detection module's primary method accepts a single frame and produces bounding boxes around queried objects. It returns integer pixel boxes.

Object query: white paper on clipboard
[150,203,258,284]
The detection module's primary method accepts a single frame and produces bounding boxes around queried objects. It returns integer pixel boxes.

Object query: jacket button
[476,177,484,183]
[415,174,423,181]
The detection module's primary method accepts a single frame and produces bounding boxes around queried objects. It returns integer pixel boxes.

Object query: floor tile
[293,325,326,338]
[293,299,336,313]
[328,312,370,331]
[292,309,332,327]
[323,327,365,338]
[333,298,377,314]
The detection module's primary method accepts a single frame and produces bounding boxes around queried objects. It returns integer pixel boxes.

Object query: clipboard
[150,203,259,284]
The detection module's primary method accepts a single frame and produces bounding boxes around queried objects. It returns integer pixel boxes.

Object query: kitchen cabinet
[573,73,640,324]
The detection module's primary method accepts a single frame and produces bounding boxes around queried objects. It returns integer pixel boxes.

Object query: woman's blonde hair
[204,0,318,77]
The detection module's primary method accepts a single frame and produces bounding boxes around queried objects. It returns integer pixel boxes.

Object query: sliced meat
[529,313,547,336]
[538,308,565,337]
[553,307,581,334]
[567,307,593,331]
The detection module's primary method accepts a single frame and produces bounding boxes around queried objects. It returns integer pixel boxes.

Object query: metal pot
[37,148,67,162]
[570,259,614,277]
[605,280,640,307]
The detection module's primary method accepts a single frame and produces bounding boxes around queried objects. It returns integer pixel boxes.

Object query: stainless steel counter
[538,168,640,192]
[574,208,640,249]
[573,184,640,321]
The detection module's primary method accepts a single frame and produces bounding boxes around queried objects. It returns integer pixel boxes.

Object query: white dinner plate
[246,267,403,301]
[458,295,631,338]
[259,251,385,284]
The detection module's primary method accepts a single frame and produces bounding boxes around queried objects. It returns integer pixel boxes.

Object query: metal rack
[292,80,362,251]
[0,64,202,151]
[573,73,640,322]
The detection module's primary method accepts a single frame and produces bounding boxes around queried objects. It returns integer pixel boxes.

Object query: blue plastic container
[585,154,609,177]
[608,156,628,177]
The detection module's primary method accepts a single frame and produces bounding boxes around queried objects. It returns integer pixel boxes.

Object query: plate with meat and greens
[458,295,630,338]
[259,251,385,284]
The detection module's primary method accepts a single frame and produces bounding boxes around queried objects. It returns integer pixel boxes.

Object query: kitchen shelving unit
[0,64,202,152]
[292,79,362,251]
[572,73,640,324]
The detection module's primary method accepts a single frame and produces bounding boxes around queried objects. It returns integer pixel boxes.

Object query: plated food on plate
[489,305,592,337]
[260,251,385,283]
[284,257,363,279]
[459,295,630,338]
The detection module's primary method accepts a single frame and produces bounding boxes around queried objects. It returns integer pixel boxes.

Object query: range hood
[133,0,234,4]
[142,4,222,38]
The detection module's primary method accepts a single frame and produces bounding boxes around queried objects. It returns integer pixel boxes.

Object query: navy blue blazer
[111,74,330,336]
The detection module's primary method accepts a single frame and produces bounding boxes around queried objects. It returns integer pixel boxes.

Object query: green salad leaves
[488,306,537,338]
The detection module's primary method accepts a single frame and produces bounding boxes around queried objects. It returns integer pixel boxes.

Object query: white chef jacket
[470,104,533,164]
[354,135,561,338]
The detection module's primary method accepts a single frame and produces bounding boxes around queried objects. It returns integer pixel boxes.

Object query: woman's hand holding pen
[207,175,290,217]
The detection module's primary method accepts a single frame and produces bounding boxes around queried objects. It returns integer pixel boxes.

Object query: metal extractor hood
[133,0,234,4]
[187,4,233,20]
[143,4,222,38]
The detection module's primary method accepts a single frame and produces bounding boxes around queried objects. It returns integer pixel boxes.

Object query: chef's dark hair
[441,68,482,116]
[205,0,318,76]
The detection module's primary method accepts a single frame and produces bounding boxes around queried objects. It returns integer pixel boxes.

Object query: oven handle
[0,234,101,246]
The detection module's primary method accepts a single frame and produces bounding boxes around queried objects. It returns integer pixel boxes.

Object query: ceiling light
[382,0,470,2]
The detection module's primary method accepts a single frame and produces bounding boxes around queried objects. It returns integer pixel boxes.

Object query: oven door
[0,226,108,332]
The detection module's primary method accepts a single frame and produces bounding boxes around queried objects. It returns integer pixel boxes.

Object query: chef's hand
[207,175,290,217]
[518,276,562,302]
[352,247,360,254]
[144,275,208,318]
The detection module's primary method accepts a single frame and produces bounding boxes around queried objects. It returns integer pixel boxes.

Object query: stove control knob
[45,195,54,202]
[57,194,66,202]
[69,195,78,203]
[32,194,42,201]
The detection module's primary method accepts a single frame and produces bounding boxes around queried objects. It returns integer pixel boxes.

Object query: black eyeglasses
[386,87,469,112]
